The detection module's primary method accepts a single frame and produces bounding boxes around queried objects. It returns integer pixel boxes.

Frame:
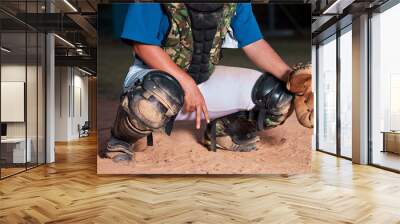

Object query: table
[1,138,31,163]
[381,131,400,154]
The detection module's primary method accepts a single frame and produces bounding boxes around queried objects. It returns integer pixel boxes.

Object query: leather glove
[286,63,314,128]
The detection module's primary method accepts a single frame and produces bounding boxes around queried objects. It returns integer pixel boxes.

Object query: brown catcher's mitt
[286,63,313,128]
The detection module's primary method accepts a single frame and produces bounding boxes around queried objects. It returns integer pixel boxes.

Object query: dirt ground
[97,100,312,174]
[97,29,312,174]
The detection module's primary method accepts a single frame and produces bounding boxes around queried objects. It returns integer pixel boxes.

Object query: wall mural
[97,3,313,174]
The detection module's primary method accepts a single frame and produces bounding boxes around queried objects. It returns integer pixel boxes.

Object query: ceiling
[1,0,390,74]
[0,0,99,73]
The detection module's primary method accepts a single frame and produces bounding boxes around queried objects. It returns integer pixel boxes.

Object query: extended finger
[196,106,201,129]
[202,103,210,123]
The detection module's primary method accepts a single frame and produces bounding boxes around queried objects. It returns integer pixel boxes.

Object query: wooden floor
[1,135,400,224]
[372,150,400,171]
[1,167,26,178]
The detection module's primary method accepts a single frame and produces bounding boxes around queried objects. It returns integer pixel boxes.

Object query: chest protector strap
[163,3,236,84]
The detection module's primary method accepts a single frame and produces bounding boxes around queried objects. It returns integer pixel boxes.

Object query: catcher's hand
[286,63,314,128]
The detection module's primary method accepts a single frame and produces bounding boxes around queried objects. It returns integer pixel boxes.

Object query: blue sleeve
[231,3,263,48]
[120,3,169,45]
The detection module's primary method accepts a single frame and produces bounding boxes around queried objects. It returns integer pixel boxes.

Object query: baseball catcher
[99,3,313,162]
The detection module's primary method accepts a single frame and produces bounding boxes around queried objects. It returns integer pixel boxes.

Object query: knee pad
[112,70,184,143]
[251,73,294,130]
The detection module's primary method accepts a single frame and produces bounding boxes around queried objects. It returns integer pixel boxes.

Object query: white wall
[1,63,46,164]
[72,73,89,138]
[54,67,89,141]
[55,66,70,141]
[1,65,26,139]
[1,65,42,138]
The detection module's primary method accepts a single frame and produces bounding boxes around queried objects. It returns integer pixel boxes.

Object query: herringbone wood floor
[1,135,400,224]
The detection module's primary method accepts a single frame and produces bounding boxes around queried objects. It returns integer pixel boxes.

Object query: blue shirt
[121,3,263,48]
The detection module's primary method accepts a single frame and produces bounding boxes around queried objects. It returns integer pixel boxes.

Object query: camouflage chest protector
[163,3,236,84]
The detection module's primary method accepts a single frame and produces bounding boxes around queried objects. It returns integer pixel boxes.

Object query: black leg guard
[204,73,294,152]
[104,106,151,162]
[101,70,184,162]
[251,73,294,130]
[111,105,151,144]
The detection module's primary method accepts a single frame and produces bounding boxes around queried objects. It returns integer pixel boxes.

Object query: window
[339,26,352,158]
[0,1,47,179]
[317,35,337,154]
[370,3,400,171]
